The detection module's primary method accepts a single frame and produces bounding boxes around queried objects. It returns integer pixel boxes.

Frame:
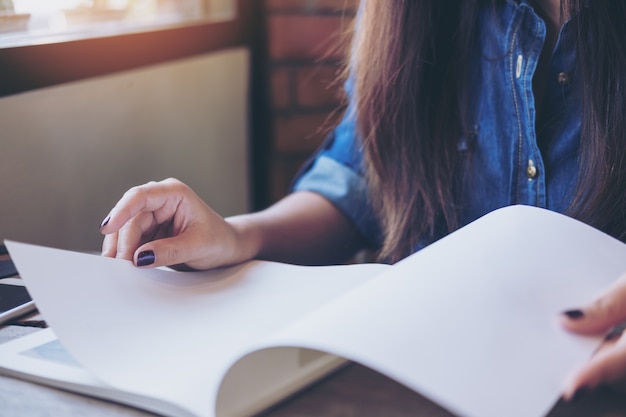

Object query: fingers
[562,330,626,400]
[133,232,197,269]
[101,208,158,260]
[560,273,626,400]
[118,212,160,261]
[99,178,245,270]
[560,274,626,335]
[99,178,185,236]
[100,178,188,262]
[101,231,118,258]
[100,179,187,262]
[131,223,237,270]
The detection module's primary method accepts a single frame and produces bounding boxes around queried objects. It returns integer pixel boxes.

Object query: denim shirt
[293,0,580,252]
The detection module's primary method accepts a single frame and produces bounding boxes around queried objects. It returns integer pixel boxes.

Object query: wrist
[225,213,264,263]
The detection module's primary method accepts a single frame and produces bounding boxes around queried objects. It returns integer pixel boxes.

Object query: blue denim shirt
[293,0,580,252]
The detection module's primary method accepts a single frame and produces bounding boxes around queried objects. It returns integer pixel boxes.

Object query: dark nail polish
[604,331,621,342]
[100,216,110,229]
[604,325,625,342]
[571,386,590,401]
[563,309,585,319]
[137,250,155,267]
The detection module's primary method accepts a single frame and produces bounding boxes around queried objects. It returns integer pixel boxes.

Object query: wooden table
[1,317,626,417]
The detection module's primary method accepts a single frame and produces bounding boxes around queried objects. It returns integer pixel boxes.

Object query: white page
[244,205,623,417]
[4,241,388,417]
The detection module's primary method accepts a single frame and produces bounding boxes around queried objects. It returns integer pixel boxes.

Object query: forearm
[227,191,366,265]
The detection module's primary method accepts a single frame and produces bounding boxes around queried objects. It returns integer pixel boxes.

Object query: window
[0,0,236,47]
[0,0,257,99]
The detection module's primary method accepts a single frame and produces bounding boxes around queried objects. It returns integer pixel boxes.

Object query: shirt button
[557,72,570,86]
[527,160,537,179]
[516,54,523,78]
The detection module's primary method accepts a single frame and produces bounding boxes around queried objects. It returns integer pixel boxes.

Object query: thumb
[560,273,626,335]
[133,235,195,269]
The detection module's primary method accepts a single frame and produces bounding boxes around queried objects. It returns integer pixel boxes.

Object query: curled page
[5,205,622,417]
[237,206,620,417]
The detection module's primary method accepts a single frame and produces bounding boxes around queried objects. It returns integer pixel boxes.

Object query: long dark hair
[567,0,626,242]
[351,0,626,262]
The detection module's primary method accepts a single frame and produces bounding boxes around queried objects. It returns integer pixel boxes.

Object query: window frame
[0,0,271,210]
[0,0,252,97]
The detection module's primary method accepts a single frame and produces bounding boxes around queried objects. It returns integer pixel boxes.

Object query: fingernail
[100,216,110,229]
[137,250,155,267]
[562,309,585,319]
[604,327,624,342]
[605,331,621,342]
[571,385,590,401]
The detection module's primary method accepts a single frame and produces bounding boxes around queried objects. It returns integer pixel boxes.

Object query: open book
[1,205,623,417]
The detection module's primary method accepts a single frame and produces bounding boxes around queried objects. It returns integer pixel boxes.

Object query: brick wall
[264,0,359,203]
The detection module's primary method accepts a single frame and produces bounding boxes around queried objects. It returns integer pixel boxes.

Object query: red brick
[268,15,352,61]
[266,0,359,14]
[273,112,337,153]
[296,65,344,108]
[271,68,292,109]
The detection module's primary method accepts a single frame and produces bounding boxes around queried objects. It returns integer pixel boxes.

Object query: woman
[100,0,626,401]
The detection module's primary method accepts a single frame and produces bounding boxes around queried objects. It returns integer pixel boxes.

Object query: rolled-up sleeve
[292,81,381,248]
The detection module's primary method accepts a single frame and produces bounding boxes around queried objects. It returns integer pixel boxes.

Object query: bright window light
[0,0,235,47]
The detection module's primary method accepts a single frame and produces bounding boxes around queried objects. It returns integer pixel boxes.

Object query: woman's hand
[100,178,256,270]
[560,273,626,400]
